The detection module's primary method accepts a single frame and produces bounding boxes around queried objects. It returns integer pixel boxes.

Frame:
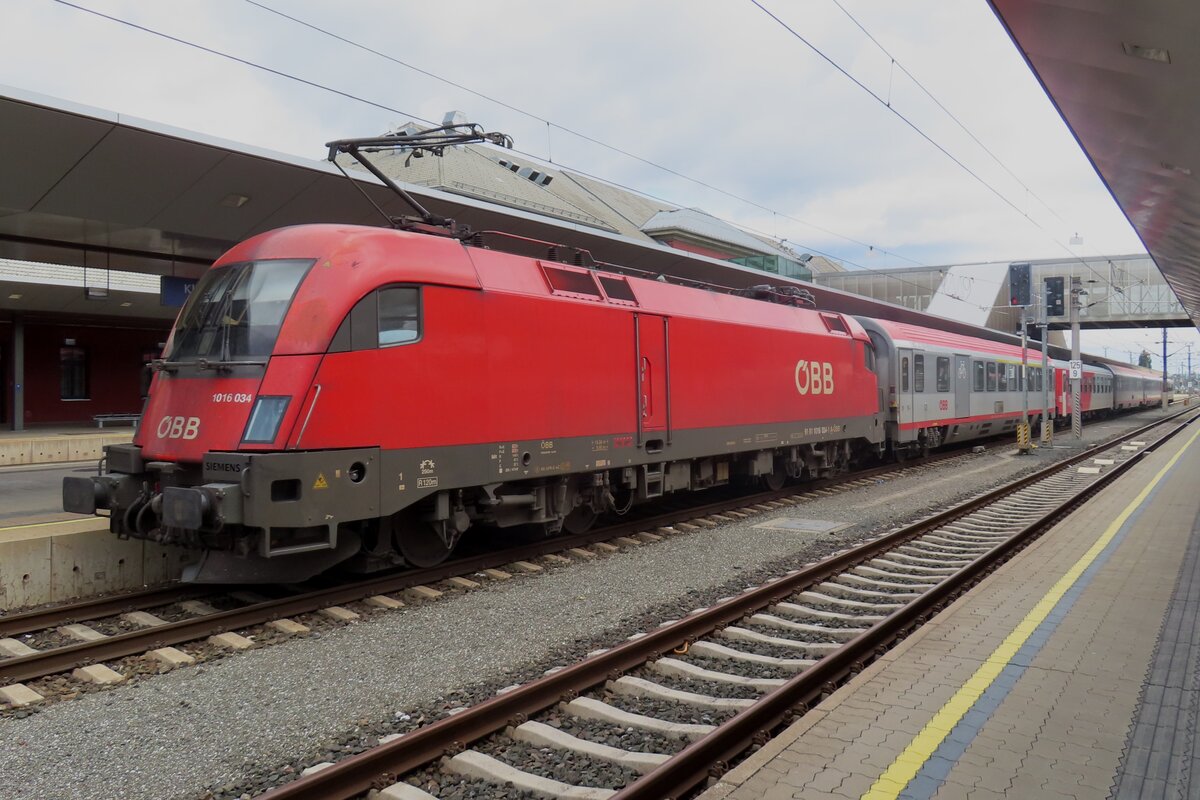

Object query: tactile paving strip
[1112,510,1200,799]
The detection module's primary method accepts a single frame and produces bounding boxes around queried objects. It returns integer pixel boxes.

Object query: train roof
[858,318,1046,364]
[1105,362,1161,380]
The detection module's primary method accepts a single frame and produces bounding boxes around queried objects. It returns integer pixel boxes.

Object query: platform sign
[1069,360,1083,380]
[160,276,198,307]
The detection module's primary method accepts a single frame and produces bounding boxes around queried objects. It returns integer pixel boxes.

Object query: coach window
[973,361,985,392]
[997,363,1008,392]
[1018,365,1024,392]
[901,357,910,392]
[60,345,88,400]
[914,355,925,392]
[986,362,997,391]
[1010,365,1019,391]
[378,287,421,346]
[936,356,950,392]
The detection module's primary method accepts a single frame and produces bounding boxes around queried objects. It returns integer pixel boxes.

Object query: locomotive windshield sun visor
[167,258,314,362]
[242,396,290,443]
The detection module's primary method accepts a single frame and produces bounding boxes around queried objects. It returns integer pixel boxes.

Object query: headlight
[242,396,290,443]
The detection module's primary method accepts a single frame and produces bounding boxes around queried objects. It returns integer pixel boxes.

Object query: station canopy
[990,0,1200,328]
[0,81,1172,361]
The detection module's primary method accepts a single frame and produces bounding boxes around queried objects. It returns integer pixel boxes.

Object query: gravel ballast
[0,409,1173,800]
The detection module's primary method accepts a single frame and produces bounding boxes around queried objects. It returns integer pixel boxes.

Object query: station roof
[989,0,1200,328]
[0,83,1104,362]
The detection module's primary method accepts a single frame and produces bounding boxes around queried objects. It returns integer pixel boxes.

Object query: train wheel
[394,510,458,568]
[763,464,787,492]
[563,505,599,535]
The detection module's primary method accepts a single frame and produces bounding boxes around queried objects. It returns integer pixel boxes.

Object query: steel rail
[615,409,1200,799]
[258,408,1197,800]
[0,584,212,639]
[0,466,900,682]
[0,444,976,676]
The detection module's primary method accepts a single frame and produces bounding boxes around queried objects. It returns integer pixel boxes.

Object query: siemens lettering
[794,360,834,395]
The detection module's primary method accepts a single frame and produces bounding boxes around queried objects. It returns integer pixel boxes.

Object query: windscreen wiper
[151,357,267,374]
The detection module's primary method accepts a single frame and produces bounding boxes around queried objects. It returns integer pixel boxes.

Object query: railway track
[0,440,992,698]
[245,407,1199,800]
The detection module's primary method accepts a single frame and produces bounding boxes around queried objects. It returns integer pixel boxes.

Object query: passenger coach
[857,318,1050,453]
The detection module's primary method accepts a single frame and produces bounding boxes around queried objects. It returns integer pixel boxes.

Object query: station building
[0,260,174,428]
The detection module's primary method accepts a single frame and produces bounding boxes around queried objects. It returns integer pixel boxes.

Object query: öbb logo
[794,360,834,395]
[157,415,200,440]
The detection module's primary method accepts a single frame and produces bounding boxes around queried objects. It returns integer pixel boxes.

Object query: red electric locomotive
[63,222,887,582]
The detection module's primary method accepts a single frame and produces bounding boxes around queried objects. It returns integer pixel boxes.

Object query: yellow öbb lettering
[794,360,835,396]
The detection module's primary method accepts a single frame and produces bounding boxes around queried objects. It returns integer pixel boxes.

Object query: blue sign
[160,276,198,307]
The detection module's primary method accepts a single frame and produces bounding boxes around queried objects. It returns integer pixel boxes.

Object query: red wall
[1,319,169,426]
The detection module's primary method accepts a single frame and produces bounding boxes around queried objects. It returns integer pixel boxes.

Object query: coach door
[635,314,670,447]
[954,354,970,418]
[897,348,914,429]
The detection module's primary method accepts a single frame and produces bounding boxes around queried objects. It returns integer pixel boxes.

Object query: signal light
[1008,262,1031,307]
[1044,276,1066,317]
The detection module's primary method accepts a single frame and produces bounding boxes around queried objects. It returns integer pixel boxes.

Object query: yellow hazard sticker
[313,473,329,490]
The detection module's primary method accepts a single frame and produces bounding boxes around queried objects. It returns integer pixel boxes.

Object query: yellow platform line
[863,423,1200,800]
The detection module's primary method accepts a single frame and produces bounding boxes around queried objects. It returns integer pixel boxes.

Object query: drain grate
[752,517,850,534]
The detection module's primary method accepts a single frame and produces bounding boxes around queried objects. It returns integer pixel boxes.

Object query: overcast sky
[3,0,1197,372]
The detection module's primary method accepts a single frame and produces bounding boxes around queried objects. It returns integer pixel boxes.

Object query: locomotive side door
[635,314,670,444]
[954,354,970,418]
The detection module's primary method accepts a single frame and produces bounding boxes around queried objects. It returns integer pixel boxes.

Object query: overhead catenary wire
[750,0,1127,296]
[49,0,430,124]
[49,0,1063,311]
[49,0,928,274]
[828,0,1069,230]
[239,0,929,269]
[235,0,993,307]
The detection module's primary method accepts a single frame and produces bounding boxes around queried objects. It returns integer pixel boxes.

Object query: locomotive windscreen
[168,259,313,361]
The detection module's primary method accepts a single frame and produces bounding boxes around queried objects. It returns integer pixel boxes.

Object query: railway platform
[701,415,1200,800]
[0,427,186,610]
[0,424,133,467]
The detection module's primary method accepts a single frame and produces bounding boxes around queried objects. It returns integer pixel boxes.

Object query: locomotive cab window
[936,357,950,392]
[169,258,313,361]
[914,355,925,392]
[330,286,422,352]
[378,287,421,346]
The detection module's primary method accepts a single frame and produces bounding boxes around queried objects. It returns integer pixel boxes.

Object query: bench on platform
[93,413,140,430]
